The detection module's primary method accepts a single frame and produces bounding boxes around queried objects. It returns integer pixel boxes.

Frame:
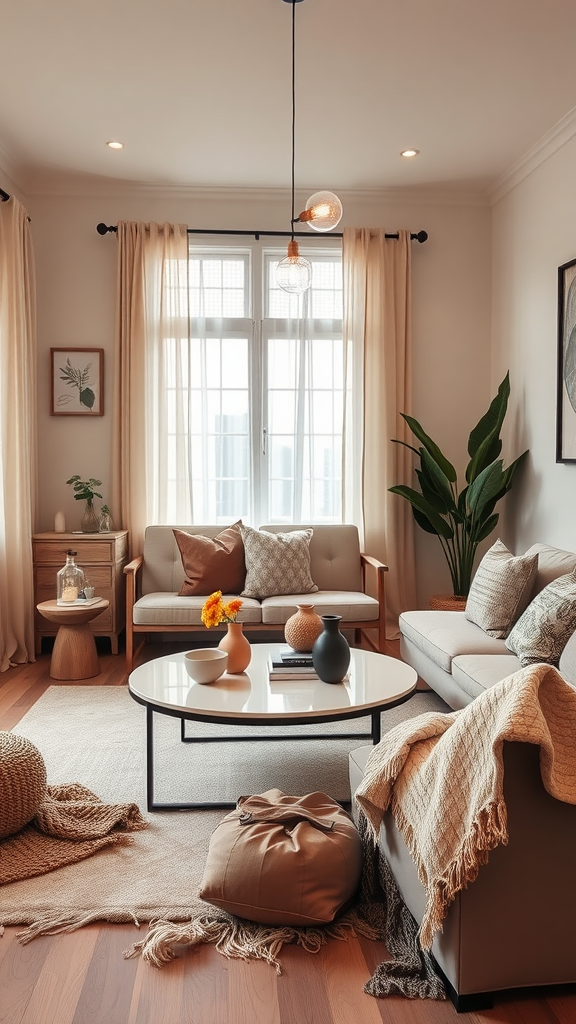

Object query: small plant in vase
[201,591,250,673]
[99,504,113,533]
[66,476,103,533]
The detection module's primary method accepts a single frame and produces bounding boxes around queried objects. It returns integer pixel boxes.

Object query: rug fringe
[123,908,374,972]
[15,910,141,944]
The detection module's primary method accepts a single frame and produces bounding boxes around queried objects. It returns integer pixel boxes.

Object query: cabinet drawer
[33,539,115,563]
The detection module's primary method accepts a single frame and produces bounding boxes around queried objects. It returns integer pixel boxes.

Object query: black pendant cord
[290,0,296,241]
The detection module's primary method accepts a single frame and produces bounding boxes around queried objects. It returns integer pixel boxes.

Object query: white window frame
[175,236,343,525]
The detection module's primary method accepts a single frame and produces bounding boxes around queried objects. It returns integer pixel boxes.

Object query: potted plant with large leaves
[389,373,528,600]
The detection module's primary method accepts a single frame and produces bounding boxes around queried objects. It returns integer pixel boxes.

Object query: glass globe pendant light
[277,240,312,293]
[298,190,343,232]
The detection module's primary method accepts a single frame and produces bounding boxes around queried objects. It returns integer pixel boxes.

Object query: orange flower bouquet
[201,591,243,629]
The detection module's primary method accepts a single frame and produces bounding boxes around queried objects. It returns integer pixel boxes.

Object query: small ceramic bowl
[184,648,228,685]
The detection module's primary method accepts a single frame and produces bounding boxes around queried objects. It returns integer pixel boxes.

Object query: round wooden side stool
[36,598,109,680]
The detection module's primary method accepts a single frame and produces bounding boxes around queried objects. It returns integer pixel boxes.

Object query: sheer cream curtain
[111,222,188,556]
[0,197,37,670]
[343,228,417,636]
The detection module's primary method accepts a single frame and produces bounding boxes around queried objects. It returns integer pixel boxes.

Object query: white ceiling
[2,0,576,196]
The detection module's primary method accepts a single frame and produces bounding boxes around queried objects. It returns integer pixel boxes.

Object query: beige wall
[491,135,576,553]
[25,185,492,604]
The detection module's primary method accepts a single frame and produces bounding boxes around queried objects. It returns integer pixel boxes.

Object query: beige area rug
[1,685,448,942]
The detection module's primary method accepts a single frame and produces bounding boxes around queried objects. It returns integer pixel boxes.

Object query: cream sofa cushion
[260,524,363,593]
[524,543,576,595]
[133,593,262,626]
[451,654,523,702]
[261,591,379,624]
[464,539,538,638]
[399,611,509,674]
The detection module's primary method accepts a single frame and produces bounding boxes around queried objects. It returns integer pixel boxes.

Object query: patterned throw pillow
[505,570,576,666]
[174,523,245,597]
[465,539,538,638]
[240,526,318,600]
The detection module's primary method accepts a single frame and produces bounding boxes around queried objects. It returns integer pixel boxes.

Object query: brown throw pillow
[174,524,245,597]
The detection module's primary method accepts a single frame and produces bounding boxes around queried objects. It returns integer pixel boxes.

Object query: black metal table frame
[129,689,415,812]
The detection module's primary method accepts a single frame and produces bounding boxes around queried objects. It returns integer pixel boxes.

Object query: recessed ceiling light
[106,141,124,150]
[400,149,420,158]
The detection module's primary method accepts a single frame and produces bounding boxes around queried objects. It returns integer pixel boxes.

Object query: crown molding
[489,106,576,204]
[23,173,489,209]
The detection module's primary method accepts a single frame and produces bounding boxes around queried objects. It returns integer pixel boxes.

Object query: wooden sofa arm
[360,553,388,654]
[124,555,143,673]
[361,553,389,574]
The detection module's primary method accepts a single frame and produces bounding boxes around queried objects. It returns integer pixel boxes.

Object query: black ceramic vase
[312,614,350,684]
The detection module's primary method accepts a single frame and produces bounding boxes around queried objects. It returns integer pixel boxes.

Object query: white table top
[128,643,418,722]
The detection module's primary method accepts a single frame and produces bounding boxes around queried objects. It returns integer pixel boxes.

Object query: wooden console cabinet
[33,531,129,655]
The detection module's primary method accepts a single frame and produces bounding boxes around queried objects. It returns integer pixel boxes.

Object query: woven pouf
[0,732,47,838]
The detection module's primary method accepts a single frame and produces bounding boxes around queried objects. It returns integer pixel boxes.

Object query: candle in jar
[62,586,78,602]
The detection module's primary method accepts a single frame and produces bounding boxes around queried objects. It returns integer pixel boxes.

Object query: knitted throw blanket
[355,663,576,949]
[0,783,148,886]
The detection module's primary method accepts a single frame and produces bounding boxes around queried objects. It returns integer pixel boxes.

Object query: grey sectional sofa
[349,541,576,1009]
[124,523,387,669]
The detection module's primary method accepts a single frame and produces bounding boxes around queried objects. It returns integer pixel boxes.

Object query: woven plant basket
[429,594,467,612]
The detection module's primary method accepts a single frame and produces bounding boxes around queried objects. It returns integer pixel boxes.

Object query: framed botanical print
[50,348,104,416]
[557,259,576,462]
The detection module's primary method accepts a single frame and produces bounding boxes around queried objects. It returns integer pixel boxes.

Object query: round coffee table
[128,643,417,810]
[36,599,109,680]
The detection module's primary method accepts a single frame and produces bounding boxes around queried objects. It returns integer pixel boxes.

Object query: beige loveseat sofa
[124,524,387,670]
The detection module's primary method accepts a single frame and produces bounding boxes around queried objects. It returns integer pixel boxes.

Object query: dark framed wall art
[557,258,576,462]
[50,348,104,416]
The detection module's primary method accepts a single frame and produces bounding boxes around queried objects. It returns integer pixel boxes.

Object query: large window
[163,239,343,525]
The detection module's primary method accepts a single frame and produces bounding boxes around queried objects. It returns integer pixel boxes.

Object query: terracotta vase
[284,604,323,652]
[218,621,251,673]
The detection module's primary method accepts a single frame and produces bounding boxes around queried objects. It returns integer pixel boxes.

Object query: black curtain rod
[96,222,428,243]
[0,187,10,202]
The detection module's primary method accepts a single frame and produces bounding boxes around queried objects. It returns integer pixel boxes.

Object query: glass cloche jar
[56,550,86,604]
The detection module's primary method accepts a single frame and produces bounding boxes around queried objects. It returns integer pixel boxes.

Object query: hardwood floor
[1,644,575,1024]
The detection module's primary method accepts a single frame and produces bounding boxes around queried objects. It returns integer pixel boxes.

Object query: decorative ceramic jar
[218,622,252,674]
[81,499,99,533]
[56,550,86,604]
[312,614,350,684]
[54,511,66,533]
[284,604,324,652]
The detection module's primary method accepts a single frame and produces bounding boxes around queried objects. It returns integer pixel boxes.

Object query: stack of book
[268,646,318,680]
[268,646,350,682]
